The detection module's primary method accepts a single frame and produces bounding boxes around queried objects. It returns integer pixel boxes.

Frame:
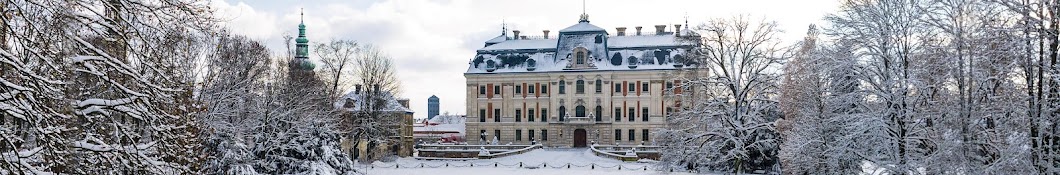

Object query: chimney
[635,26,643,36]
[355,84,363,94]
[512,30,521,40]
[655,25,666,35]
[675,24,683,36]
[616,27,627,36]
[543,30,550,39]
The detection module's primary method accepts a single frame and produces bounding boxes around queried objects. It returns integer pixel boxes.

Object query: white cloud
[213,0,839,119]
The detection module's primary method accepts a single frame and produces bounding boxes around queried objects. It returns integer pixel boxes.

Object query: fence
[590,145,662,161]
[415,144,540,159]
[358,161,694,172]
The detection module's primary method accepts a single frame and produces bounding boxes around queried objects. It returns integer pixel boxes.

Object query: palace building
[464,12,698,147]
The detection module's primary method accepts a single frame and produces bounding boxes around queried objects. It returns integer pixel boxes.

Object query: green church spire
[296,9,309,59]
[294,8,314,70]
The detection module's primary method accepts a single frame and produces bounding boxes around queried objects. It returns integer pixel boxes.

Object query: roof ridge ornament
[579,0,589,23]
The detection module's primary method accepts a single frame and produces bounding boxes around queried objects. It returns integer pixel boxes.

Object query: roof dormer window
[566,47,596,70]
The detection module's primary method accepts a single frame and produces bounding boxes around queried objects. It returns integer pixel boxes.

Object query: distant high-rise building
[427,95,440,119]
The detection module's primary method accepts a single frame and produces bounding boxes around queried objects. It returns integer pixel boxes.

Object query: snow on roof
[466,48,689,74]
[334,91,414,113]
[485,35,507,44]
[479,34,691,52]
[559,22,607,33]
[608,35,688,48]
[479,38,558,51]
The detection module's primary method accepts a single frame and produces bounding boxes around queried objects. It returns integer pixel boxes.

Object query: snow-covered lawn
[357,148,702,175]
[362,167,696,175]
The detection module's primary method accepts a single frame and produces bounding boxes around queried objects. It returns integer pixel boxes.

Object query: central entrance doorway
[573,129,587,147]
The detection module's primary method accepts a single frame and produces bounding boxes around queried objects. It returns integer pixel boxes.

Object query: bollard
[396,164,399,168]
[495,162,498,167]
[421,163,424,168]
[519,162,523,168]
[618,165,622,170]
[446,163,449,167]
[591,163,594,169]
[567,163,570,168]
[670,168,673,172]
[643,166,647,170]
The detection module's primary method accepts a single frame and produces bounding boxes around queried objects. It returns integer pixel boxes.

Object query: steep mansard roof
[468,21,697,74]
[559,22,606,33]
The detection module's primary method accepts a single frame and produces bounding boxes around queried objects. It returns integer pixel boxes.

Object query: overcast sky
[211,0,840,119]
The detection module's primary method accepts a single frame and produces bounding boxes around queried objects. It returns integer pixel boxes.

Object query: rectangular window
[559,82,566,94]
[479,85,486,95]
[494,109,501,122]
[542,85,549,94]
[528,109,535,122]
[595,80,602,93]
[516,130,522,141]
[529,130,535,141]
[614,108,622,122]
[516,85,522,94]
[576,81,584,94]
[515,109,522,122]
[666,82,674,89]
[494,85,501,94]
[629,108,636,122]
[628,83,635,92]
[615,129,622,141]
[495,130,501,141]
[528,84,536,94]
[542,130,548,141]
[642,107,649,122]
[642,129,650,141]
[629,129,636,141]
[642,83,649,92]
[542,109,551,122]
[614,83,622,93]
[479,109,486,122]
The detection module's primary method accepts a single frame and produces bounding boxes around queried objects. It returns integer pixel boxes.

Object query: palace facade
[465,13,697,147]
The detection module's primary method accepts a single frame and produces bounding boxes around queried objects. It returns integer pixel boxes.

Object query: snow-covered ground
[357,148,702,175]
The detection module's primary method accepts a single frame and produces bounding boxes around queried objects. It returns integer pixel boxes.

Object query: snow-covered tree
[196,34,358,174]
[992,0,1060,173]
[658,16,787,173]
[0,0,212,173]
[778,25,864,175]
[336,44,405,162]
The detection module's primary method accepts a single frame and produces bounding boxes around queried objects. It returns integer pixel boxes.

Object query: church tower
[293,9,314,70]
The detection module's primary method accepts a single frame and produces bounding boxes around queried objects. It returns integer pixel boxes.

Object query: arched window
[576,80,585,94]
[558,80,566,94]
[575,105,586,117]
[558,106,567,121]
[595,106,603,121]
[595,79,602,93]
